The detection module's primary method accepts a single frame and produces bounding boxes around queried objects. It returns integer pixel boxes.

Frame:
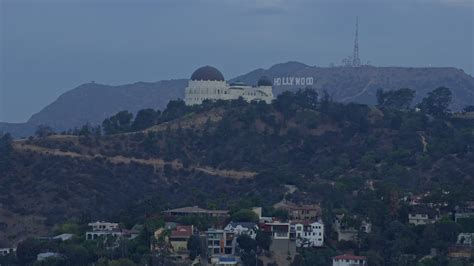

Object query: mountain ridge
[1,62,473,137]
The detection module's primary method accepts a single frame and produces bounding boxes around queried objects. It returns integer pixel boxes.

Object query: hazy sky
[1,0,473,122]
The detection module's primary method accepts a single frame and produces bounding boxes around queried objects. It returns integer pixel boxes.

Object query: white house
[184,66,273,106]
[332,254,367,266]
[224,222,259,239]
[408,209,439,226]
[86,221,123,240]
[291,221,324,247]
[87,221,119,231]
[0,248,15,256]
[457,233,474,246]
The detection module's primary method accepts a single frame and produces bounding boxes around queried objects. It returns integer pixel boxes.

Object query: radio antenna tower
[352,17,361,67]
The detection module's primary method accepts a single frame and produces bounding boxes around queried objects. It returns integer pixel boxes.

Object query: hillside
[1,90,473,247]
[2,62,473,138]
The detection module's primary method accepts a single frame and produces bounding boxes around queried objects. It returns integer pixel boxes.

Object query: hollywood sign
[273,77,314,86]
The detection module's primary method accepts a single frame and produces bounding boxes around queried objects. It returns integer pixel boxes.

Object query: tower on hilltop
[352,17,361,67]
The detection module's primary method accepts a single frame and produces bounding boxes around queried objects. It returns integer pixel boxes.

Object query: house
[88,221,119,231]
[169,225,194,252]
[274,201,322,221]
[261,222,291,239]
[408,208,439,226]
[163,206,229,219]
[210,256,240,266]
[448,245,474,259]
[0,248,15,256]
[86,221,125,240]
[457,233,474,246]
[333,214,371,242]
[37,252,62,261]
[291,221,324,247]
[53,233,74,241]
[206,229,236,256]
[332,254,367,266]
[224,222,259,239]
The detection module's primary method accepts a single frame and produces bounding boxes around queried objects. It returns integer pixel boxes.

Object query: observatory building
[184,66,273,106]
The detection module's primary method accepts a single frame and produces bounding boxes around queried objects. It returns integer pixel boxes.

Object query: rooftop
[333,254,367,260]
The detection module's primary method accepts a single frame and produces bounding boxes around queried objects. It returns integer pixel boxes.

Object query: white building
[224,222,259,239]
[86,221,123,240]
[408,209,439,226]
[88,221,119,231]
[0,248,15,256]
[292,221,324,247]
[457,233,474,246]
[184,66,273,106]
[332,254,367,266]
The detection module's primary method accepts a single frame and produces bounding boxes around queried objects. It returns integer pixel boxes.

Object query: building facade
[292,221,324,247]
[184,66,273,106]
[332,254,367,266]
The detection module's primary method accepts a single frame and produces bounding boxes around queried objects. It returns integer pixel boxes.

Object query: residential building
[291,221,324,247]
[206,229,236,257]
[210,256,240,266]
[457,233,474,246]
[0,248,15,256]
[332,254,367,266]
[333,214,371,242]
[163,206,229,219]
[408,208,439,226]
[261,222,290,239]
[224,222,259,239]
[274,200,322,221]
[53,233,74,241]
[88,221,119,231]
[85,221,138,240]
[169,225,194,252]
[37,252,62,261]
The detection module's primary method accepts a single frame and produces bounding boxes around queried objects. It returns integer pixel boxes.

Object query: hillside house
[169,225,194,252]
[291,221,324,247]
[163,206,229,219]
[274,201,322,221]
[224,222,259,239]
[206,229,236,257]
[0,248,15,256]
[332,254,367,266]
[408,208,439,226]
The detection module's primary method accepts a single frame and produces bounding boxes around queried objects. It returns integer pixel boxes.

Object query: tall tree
[376,88,415,110]
[102,111,133,135]
[132,109,158,131]
[418,87,452,116]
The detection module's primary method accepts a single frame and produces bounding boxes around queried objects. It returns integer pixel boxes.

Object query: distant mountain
[1,62,473,137]
[231,61,474,109]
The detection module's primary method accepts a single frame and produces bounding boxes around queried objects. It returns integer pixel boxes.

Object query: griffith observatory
[184,66,274,105]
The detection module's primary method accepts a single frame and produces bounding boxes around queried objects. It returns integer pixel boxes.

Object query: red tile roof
[333,254,367,260]
[170,225,193,238]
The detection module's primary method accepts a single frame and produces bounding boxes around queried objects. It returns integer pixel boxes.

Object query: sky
[1,0,473,123]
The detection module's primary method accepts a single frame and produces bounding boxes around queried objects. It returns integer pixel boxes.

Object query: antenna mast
[352,17,361,67]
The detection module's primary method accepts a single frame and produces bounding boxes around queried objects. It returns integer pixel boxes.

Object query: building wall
[185,81,273,106]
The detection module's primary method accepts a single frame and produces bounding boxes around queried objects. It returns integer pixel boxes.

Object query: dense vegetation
[1,87,473,265]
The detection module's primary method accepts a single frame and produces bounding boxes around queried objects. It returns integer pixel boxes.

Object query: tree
[237,235,257,253]
[418,87,452,116]
[16,238,43,265]
[187,235,202,260]
[231,209,258,223]
[35,125,54,138]
[0,133,12,171]
[132,109,158,131]
[255,230,271,251]
[102,111,133,134]
[376,88,415,110]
